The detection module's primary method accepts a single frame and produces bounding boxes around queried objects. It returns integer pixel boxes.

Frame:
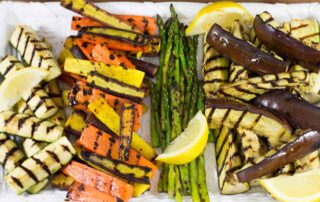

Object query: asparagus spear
[168,164,176,198]
[149,80,160,147]
[198,155,210,202]
[189,160,200,202]
[175,166,183,202]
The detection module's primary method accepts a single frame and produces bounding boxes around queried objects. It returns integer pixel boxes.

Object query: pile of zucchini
[0,26,76,195]
[204,12,320,194]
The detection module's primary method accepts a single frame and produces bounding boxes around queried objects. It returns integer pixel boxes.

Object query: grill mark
[3,147,18,167]
[16,27,24,49]
[20,165,39,183]
[291,24,309,31]
[21,36,31,59]
[31,156,51,176]
[31,122,40,138]
[221,109,231,126]
[205,55,223,64]
[204,66,229,74]
[231,68,246,82]
[0,136,9,146]
[2,64,15,77]
[233,86,259,96]
[46,125,56,134]
[203,78,227,84]
[38,57,43,67]
[18,115,31,129]
[234,111,246,130]
[265,16,274,23]
[216,129,230,159]
[217,150,228,176]
[300,32,320,40]
[207,108,215,126]
[32,100,45,113]
[250,114,262,130]
[47,150,61,165]
[29,46,36,65]
[5,113,18,125]
[25,90,36,103]
[11,176,23,189]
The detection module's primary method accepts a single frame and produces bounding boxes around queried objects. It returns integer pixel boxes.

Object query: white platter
[1,1,320,201]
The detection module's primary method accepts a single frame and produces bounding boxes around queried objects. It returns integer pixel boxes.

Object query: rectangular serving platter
[1,1,320,201]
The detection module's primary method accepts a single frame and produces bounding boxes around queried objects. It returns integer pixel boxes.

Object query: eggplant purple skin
[254,90,320,132]
[127,57,158,77]
[236,130,320,182]
[253,13,320,72]
[206,24,290,75]
[206,98,292,132]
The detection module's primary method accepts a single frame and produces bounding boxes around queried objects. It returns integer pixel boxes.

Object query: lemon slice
[156,111,208,165]
[0,67,49,111]
[260,168,320,202]
[186,1,253,36]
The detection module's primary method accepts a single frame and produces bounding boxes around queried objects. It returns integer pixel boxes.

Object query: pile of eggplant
[203,12,320,194]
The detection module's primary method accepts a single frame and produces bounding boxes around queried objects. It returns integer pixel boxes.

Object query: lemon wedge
[156,111,208,165]
[186,1,253,36]
[260,168,320,202]
[0,67,49,111]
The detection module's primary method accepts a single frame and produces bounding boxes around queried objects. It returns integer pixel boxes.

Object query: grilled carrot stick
[69,82,142,131]
[71,16,103,30]
[75,39,95,60]
[91,44,136,69]
[62,161,133,202]
[77,124,157,176]
[66,182,119,202]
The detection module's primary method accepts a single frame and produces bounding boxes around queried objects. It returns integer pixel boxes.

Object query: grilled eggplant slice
[61,0,141,33]
[0,133,25,173]
[79,26,150,46]
[119,103,135,161]
[78,150,151,184]
[64,58,145,88]
[127,56,158,77]
[294,151,320,173]
[22,138,47,158]
[235,130,320,182]
[4,136,75,194]
[88,98,157,160]
[254,90,320,132]
[213,71,309,102]
[205,99,292,147]
[52,172,75,190]
[0,55,24,78]
[229,21,249,82]
[254,12,320,72]
[202,42,230,99]
[10,25,61,81]
[0,111,63,142]
[216,127,249,194]
[237,127,262,164]
[290,19,320,45]
[206,24,290,75]
[87,72,145,103]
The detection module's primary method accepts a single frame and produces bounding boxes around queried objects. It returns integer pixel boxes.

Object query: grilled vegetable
[48,109,66,126]
[229,21,249,82]
[0,55,24,78]
[78,150,151,184]
[91,43,135,69]
[213,71,309,102]
[127,56,158,77]
[254,12,320,72]
[79,33,160,55]
[87,72,145,102]
[27,179,49,194]
[202,42,229,99]
[205,99,292,147]
[70,45,88,60]
[75,39,94,60]
[43,79,64,108]
[78,124,157,197]
[79,26,150,46]
[52,172,74,190]
[10,25,61,81]
[0,133,25,173]
[289,19,320,45]
[4,136,75,194]
[16,99,33,116]
[294,151,320,173]
[0,111,63,142]
[216,127,249,194]
[22,139,47,158]
[60,0,141,33]
[69,82,142,131]
[66,182,120,202]
[71,16,103,30]
[22,86,59,119]
[206,23,290,75]
[58,36,77,64]
[237,127,262,164]
[64,58,145,88]
[119,103,135,161]
[64,110,87,136]
[87,98,157,160]
[236,130,320,182]
[254,90,320,132]
[62,161,133,202]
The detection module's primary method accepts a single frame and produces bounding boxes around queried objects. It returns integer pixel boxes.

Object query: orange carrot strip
[78,124,157,177]
[71,16,103,31]
[75,39,95,60]
[69,82,142,131]
[91,44,135,69]
[66,182,119,202]
[62,161,133,202]
[115,15,157,35]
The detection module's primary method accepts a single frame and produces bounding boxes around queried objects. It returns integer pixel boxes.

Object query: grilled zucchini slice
[10,25,61,81]
[4,136,75,194]
[27,178,49,194]
[216,127,249,194]
[0,111,63,142]
[23,138,47,158]
[237,127,262,164]
[0,55,24,78]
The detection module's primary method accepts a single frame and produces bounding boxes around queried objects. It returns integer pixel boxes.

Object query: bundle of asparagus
[150,5,210,202]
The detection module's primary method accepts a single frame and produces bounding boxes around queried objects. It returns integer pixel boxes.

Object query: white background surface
[1,1,320,201]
